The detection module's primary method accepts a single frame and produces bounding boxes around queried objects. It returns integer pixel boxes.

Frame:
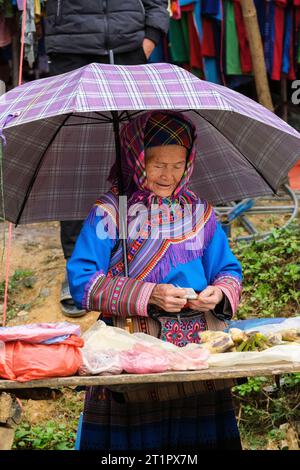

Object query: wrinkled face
[145,145,187,197]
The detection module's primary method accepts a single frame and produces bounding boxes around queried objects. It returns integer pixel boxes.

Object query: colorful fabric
[254,0,266,37]
[233,0,252,74]
[79,387,242,450]
[68,213,242,316]
[202,0,220,17]
[111,111,198,204]
[179,3,204,72]
[170,0,181,20]
[202,17,217,57]
[96,111,218,285]
[284,6,296,80]
[212,273,242,316]
[282,5,292,74]
[186,6,204,71]
[272,2,286,80]
[287,21,296,79]
[225,0,242,75]
[264,0,275,75]
[168,16,190,63]
[144,112,193,150]
[156,311,207,346]
[82,270,155,317]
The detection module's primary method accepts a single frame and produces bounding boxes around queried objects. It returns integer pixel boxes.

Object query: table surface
[1,362,300,389]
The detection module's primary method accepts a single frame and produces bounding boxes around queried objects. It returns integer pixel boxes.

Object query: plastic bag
[78,348,123,376]
[119,343,170,374]
[207,344,300,368]
[0,322,81,344]
[80,320,210,375]
[225,317,300,335]
[82,320,138,352]
[0,335,84,382]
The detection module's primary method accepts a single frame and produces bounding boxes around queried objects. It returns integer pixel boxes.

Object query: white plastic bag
[79,320,210,375]
[208,344,300,368]
[78,348,123,376]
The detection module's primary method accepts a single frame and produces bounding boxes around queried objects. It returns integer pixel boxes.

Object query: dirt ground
[0,221,98,328]
[0,222,99,435]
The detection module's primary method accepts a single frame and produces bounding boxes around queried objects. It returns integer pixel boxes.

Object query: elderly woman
[67,111,243,451]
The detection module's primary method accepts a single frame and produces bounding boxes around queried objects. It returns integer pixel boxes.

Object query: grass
[232,223,300,319]
[0,269,36,323]
[13,388,84,450]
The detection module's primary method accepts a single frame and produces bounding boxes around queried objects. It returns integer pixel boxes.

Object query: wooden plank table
[1,361,300,389]
[0,362,299,450]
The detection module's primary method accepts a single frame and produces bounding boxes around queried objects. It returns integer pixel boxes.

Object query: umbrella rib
[70,114,109,122]
[15,113,72,226]
[191,110,277,193]
[120,111,143,122]
[64,121,110,126]
[94,112,113,122]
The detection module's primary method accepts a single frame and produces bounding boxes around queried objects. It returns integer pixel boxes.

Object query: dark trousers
[49,48,147,259]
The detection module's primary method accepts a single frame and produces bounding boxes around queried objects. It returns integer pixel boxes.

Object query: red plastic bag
[0,335,83,382]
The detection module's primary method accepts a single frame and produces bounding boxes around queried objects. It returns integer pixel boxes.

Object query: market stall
[0,318,300,450]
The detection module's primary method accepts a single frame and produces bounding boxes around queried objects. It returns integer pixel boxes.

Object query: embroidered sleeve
[212,274,243,320]
[82,271,155,317]
[67,199,156,317]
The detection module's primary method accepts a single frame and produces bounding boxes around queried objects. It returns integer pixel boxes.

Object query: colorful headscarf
[109,110,198,206]
[144,112,193,150]
[93,111,217,283]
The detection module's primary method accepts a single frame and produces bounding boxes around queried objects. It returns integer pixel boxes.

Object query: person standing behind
[44,0,170,317]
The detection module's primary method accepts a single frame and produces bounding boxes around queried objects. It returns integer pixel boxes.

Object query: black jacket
[45,0,169,56]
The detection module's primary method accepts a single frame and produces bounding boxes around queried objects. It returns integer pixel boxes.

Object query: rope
[2,0,27,327]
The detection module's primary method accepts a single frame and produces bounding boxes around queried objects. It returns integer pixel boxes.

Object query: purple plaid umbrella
[0,62,299,225]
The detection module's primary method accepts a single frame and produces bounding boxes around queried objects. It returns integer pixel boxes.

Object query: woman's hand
[149,284,188,312]
[187,286,224,312]
[142,38,156,58]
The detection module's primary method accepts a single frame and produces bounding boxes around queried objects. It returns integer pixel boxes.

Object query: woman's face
[145,145,187,197]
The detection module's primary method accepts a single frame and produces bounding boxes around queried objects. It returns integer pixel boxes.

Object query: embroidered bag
[147,306,207,347]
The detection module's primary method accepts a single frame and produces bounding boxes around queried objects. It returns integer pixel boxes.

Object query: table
[1,362,299,450]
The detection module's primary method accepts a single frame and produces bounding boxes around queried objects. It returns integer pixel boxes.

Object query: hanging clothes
[233,0,252,74]
[181,3,204,72]
[271,0,286,80]
[282,4,296,79]
[202,17,217,57]
[201,0,223,84]
[169,15,190,63]
[225,0,242,75]
[264,0,275,75]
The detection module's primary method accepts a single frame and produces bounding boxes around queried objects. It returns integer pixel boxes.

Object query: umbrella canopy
[0,62,299,224]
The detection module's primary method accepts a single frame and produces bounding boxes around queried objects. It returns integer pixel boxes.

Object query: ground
[0,221,98,327]
[0,221,98,449]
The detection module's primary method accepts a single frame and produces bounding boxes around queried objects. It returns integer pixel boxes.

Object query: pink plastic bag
[0,322,81,343]
[119,343,170,374]
[0,335,83,382]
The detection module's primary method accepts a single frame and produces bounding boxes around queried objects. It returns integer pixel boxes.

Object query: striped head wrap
[109,110,198,205]
[144,112,193,150]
